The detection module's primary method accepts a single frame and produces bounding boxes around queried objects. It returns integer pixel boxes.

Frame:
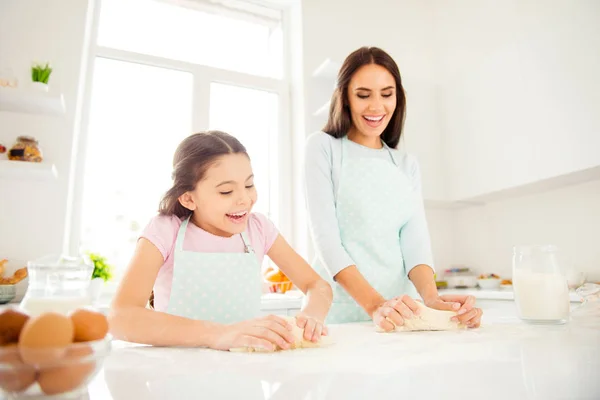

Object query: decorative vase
[31,81,48,92]
[88,277,105,303]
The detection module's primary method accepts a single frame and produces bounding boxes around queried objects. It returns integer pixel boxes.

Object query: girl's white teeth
[229,211,247,217]
[364,115,384,121]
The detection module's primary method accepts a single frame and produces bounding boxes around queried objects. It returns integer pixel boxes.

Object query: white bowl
[0,285,16,304]
[1,259,28,303]
[477,279,501,289]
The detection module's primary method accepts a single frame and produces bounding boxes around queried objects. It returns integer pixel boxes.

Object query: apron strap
[240,231,254,254]
[381,141,400,167]
[175,215,191,251]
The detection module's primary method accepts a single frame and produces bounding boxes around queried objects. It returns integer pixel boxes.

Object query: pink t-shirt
[141,212,279,312]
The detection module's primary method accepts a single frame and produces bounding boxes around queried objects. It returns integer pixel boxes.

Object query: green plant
[31,62,53,84]
[88,252,114,282]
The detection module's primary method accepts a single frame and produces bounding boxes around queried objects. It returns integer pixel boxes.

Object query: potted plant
[87,252,113,302]
[31,61,53,92]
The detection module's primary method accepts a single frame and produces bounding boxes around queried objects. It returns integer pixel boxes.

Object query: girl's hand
[372,295,421,332]
[210,315,296,352]
[424,294,483,328]
[295,313,328,343]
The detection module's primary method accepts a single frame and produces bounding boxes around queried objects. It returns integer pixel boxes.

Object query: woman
[304,46,482,330]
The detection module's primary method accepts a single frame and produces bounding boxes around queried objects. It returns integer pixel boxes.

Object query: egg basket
[0,335,111,399]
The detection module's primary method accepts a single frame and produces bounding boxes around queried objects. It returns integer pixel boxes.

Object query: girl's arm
[108,238,221,347]
[267,234,333,325]
[110,238,296,350]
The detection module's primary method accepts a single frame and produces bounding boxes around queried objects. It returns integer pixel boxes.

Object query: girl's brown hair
[158,130,248,218]
[323,46,407,149]
[148,130,248,309]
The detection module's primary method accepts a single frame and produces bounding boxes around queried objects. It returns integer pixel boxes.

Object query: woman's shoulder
[306,131,339,151]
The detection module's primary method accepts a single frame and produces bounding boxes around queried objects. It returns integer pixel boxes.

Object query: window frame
[66,0,303,273]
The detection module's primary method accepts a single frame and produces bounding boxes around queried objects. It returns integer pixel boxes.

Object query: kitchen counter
[259,287,584,312]
[80,301,599,400]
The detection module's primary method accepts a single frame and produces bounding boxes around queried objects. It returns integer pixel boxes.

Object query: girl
[110,131,332,351]
[304,46,483,330]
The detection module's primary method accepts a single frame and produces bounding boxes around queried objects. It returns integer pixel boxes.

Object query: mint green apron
[166,216,262,323]
[314,136,419,324]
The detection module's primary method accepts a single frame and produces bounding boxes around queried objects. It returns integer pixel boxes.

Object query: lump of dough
[230,316,325,352]
[376,302,467,332]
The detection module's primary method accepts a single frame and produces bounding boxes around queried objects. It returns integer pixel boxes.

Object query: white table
[80,300,599,400]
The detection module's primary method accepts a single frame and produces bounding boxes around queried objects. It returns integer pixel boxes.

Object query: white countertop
[78,301,599,400]
[260,287,584,311]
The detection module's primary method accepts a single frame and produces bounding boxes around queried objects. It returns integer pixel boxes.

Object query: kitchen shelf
[312,58,341,79]
[0,87,65,116]
[0,159,58,181]
[424,165,600,209]
[461,165,600,204]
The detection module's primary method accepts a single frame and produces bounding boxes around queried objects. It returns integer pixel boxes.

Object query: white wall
[0,0,93,261]
[451,180,600,282]
[301,0,446,202]
[2,0,597,285]
[433,0,600,201]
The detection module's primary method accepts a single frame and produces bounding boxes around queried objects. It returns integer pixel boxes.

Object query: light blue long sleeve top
[304,131,435,280]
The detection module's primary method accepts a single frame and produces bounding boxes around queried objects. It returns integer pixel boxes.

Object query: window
[97,0,283,78]
[208,82,280,219]
[79,58,193,272]
[75,0,290,278]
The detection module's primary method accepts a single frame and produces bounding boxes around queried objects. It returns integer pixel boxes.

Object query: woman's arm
[304,133,355,279]
[408,264,439,303]
[108,238,222,347]
[399,156,436,297]
[334,266,386,316]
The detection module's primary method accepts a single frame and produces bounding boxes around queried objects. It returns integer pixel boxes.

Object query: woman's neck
[347,128,383,149]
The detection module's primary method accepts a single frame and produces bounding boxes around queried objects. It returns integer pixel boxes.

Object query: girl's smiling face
[179,153,257,237]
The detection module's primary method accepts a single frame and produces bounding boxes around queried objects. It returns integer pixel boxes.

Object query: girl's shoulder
[247,212,276,232]
[145,213,184,231]
[247,212,279,248]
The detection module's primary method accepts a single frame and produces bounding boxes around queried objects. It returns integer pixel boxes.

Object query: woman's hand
[295,313,328,343]
[210,315,296,352]
[424,294,483,328]
[372,295,421,332]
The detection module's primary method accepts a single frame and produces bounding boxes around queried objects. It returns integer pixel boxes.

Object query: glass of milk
[19,254,94,317]
[513,245,570,324]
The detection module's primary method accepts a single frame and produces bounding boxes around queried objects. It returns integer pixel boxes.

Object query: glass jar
[8,136,43,162]
[0,67,18,88]
[19,254,94,317]
[512,245,570,324]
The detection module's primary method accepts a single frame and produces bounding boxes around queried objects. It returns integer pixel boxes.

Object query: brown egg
[69,308,109,342]
[37,344,96,395]
[0,343,36,393]
[0,308,30,345]
[18,312,74,365]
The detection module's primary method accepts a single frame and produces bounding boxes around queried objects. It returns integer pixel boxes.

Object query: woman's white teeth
[364,115,384,121]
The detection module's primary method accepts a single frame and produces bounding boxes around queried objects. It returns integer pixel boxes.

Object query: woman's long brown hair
[323,46,407,149]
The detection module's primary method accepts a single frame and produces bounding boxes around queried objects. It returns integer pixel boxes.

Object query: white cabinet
[434,0,600,203]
